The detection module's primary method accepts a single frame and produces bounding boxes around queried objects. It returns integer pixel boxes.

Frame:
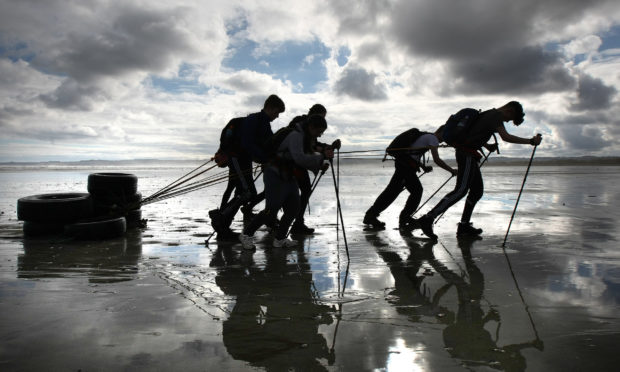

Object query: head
[306,114,327,138]
[434,125,445,143]
[263,94,285,121]
[500,101,524,126]
[308,103,327,118]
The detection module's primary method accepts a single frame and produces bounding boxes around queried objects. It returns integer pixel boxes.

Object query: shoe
[418,215,437,240]
[209,209,224,233]
[399,215,419,230]
[290,222,315,234]
[273,237,298,248]
[363,213,385,229]
[238,233,256,250]
[457,222,483,237]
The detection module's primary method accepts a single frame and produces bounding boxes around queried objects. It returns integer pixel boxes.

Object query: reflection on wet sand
[211,240,336,370]
[19,230,143,283]
[366,231,543,371]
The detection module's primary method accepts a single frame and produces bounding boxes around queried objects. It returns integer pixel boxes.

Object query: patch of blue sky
[223,38,330,93]
[0,40,34,62]
[337,46,351,67]
[600,24,620,50]
[148,63,209,95]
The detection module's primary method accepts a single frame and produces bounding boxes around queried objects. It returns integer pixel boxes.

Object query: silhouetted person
[210,95,285,240]
[364,126,456,230]
[287,104,341,234]
[417,101,543,240]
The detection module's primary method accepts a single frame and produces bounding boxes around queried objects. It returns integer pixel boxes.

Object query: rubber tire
[92,192,142,215]
[65,216,127,240]
[87,173,138,198]
[17,193,93,223]
[22,221,64,237]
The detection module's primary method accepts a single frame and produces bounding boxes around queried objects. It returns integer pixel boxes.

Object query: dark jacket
[240,110,274,163]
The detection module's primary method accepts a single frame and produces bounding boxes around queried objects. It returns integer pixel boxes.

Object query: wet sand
[1,162,619,371]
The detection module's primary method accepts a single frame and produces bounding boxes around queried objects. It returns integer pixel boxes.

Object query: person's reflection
[18,229,143,283]
[211,243,335,370]
[365,232,451,322]
[438,238,543,371]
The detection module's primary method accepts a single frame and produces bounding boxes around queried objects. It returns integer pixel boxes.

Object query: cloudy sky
[1,0,620,162]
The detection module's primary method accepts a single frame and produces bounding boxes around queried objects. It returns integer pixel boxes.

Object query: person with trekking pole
[363,126,457,230]
[209,94,285,240]
[415,101,542,240]
[239,114,334,250]
[287,104,341,234]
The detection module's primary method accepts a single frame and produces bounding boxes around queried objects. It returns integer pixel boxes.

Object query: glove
[421,165,433,173]
[321,160,330,172]
[331,139,342,150]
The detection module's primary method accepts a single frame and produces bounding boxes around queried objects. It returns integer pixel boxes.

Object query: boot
[418,215,437,240]
[457,222,483,237]
[363,212,385,229]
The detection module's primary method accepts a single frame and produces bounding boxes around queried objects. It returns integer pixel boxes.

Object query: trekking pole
[307,168,327,214]
[336,150,340,235]
[329,159,349,259]
[502,143,538,247]
[414,175,454,215]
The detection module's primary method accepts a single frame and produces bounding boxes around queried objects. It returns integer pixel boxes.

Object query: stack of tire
[16,173,142,240]
[87,172,143,230]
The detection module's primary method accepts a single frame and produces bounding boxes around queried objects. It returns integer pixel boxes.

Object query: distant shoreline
[1,156,619,168]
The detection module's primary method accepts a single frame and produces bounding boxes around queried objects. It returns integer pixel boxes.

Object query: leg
[291,169,313,233]
[275,180,301,240]
[243,167,284,237]
[365,161,406,227]
[457,162,484,237]
[461,163,483,224]
[425,152,477,220]
[399,162,423,218]
[220,174,236,210]
[418,152,477,239]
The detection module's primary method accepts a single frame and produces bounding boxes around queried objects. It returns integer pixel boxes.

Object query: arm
[497,125,542,146]
[430,146,457,176]
[285,131,325,173]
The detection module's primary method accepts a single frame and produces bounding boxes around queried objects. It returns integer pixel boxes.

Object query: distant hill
[337,156,620,166]
[1,156,619,169]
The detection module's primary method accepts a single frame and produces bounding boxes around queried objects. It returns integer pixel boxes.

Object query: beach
[1,161,619,371]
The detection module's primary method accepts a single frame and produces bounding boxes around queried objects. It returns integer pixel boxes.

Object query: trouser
[220,156,261,227]
[366,157,423,218]
[425,151,483,223]
[293,167,312,226]
[243,166,300,240]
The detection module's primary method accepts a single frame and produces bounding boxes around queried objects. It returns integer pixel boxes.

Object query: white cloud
[1,0,620,161]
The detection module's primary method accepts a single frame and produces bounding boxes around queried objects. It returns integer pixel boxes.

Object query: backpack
[213,117,244,167]
[386,128,427,157]
[263,126,297,159]
[442,108,481,147]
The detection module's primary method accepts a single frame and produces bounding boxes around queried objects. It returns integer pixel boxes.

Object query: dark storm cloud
[556,125,612,151]
[29,6,200,110]
[39,80,109,111]
[34,7,196,82]
[389,0,615,95]
[335,66,388,101]
[571,74,617,111]
[450,46,576,95]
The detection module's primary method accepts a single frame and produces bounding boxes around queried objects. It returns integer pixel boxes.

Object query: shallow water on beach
[1,162,619,371]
